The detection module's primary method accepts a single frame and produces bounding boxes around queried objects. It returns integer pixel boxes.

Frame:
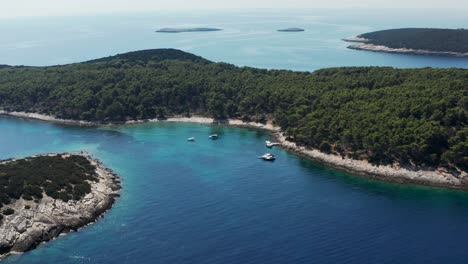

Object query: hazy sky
[1,0,467,18]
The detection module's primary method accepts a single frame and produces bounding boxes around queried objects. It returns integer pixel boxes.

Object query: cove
[2,116,468,263]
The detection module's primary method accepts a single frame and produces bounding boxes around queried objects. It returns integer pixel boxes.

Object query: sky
[1,0,467,18]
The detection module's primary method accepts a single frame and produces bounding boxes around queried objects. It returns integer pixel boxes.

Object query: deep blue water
[3,117,468,264]
[2,9,468,264]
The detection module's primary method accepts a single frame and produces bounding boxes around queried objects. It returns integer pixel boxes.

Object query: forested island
[0,154,120,258]
[344,28,468,57]
[156,28,222,33]
[0,49,466,187]
[277,28,305,32]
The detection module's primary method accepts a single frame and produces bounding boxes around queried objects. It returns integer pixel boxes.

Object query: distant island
[343,28,468,57]
[0,49,466,190]
[277,28,305,32]
[0,153,120,258]
[156,28,222,33]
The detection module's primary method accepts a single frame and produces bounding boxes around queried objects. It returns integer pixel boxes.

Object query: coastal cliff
[0,153,121,258]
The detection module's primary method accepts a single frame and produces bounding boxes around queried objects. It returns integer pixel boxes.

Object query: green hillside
[0,49,466,169]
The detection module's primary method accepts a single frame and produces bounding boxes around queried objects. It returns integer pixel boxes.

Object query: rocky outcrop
[348,43,468,57]
[342,36,369,43]
[0,154,121,258]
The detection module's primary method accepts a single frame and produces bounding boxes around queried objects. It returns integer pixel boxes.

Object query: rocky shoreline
[0,153,121,259]
[343,37,468,57]
[222,119,468,190]
[0,110,467,190]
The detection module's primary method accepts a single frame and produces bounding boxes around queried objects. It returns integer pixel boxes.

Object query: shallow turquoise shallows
[3,117,468,264]
[2,8,468,264]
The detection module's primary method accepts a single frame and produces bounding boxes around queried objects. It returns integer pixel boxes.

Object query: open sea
[1,9,468,264]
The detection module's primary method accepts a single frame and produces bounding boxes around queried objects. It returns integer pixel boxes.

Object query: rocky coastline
[0,153,121,259]
[225,119,468,190]
[0,110,467,190]
[343,37,468,57]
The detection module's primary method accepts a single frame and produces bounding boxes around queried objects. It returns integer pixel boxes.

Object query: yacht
[259,153,276,161]
[187,137,195,141]
[209,134,219,140]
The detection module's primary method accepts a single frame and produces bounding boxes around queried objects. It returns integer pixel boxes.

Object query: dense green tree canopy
[0,49,466,170]
[0,155,98,211]
[358,28,468,53]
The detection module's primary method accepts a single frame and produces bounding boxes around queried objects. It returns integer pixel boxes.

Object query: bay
[2,117,468,263]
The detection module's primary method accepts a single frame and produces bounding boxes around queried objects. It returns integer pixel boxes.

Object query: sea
[1,8,468,264]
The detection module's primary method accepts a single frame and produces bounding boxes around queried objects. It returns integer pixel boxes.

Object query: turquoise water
[2,9,468,263]
[3,117,468,263]
[0,9,467,70]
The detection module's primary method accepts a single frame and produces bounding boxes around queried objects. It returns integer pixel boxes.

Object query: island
[0,153,120,258]
[343,28,468,57]
[277,28,305,32]
[156,28,222,33]
[0,49,466,190]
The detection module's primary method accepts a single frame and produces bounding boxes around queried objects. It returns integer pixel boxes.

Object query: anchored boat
[259,153,276,161]
[209,134,219,140]
[187,137,195,141]
[265,141,280,148]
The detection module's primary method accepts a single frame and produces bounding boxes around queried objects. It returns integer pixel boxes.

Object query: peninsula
[343,28,468,57]
[156,28,222,33]
[0,49,466,190]
[0,153,120,258]
[277,28,305,32]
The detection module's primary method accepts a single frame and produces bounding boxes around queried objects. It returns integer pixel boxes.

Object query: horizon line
[1,7,467,20]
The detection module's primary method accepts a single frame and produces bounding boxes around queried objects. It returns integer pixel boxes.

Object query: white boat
[209,134,219,140]
[265,141,280,148]
[187,137,195,141]
[259,153,276,161]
